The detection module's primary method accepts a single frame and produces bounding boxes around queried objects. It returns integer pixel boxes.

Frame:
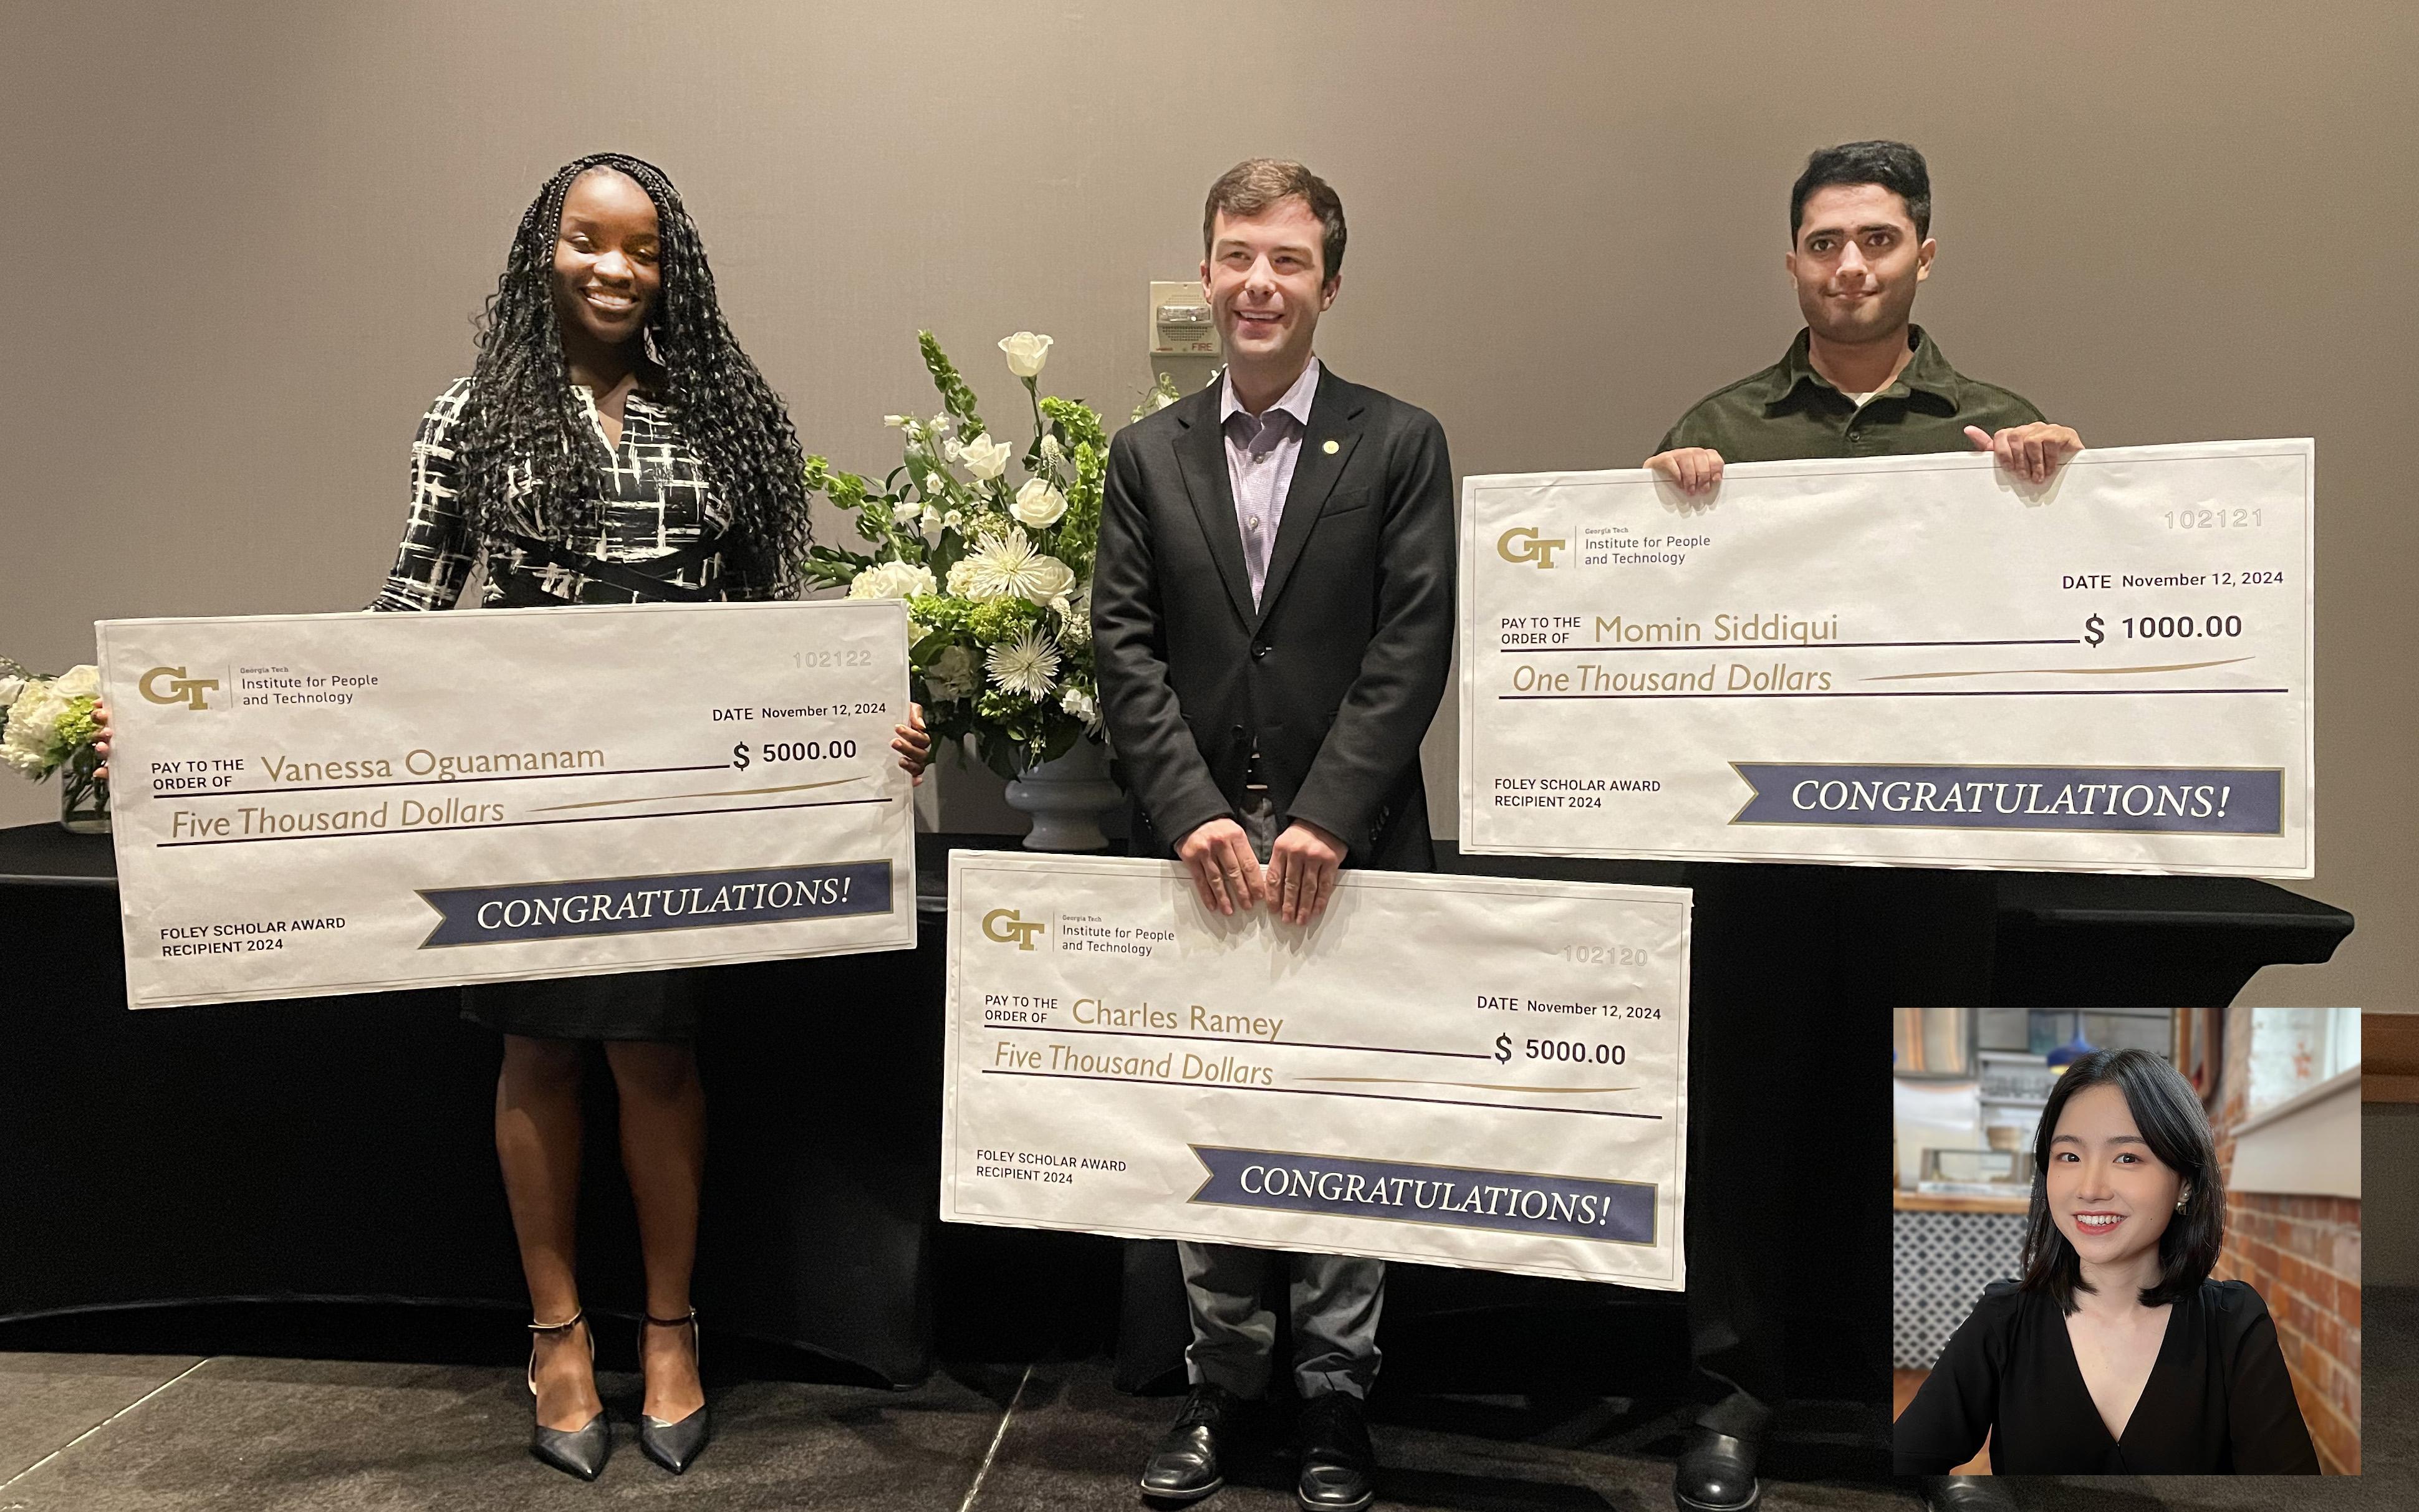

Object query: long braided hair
[453,153,810,595]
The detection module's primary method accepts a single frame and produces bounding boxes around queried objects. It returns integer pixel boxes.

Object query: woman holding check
[101,152,931,1481]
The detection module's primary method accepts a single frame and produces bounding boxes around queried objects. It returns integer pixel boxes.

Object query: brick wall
[2208,1005,2362,1474]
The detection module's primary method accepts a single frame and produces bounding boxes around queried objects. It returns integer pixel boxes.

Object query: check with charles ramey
[1460,439,2315,876]
[96,599,916,1009]
[940,853,1692,1288]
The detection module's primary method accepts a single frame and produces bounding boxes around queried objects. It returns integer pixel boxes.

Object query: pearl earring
[2175,1190,2190,1212]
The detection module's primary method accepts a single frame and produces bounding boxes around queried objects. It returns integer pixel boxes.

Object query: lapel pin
[1323,439,1340,454]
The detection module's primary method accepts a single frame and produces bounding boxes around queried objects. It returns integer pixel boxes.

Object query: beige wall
[3,2,2410,1006]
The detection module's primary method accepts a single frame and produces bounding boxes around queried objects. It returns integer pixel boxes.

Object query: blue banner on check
[1730,764,2282,834]
[417,861,893,947]
[1188,1146,1657,1244]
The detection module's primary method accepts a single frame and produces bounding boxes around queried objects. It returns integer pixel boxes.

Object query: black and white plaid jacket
[370,377,768,611]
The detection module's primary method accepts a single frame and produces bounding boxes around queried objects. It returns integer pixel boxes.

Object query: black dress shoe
[637,1311,711,1475]
[1295,1392,1375,1511]
[1140,1382,1243,1503]
[1673,1425,1760,1512]
[527,1311,609,1481]
[1920,1476,2017,1511]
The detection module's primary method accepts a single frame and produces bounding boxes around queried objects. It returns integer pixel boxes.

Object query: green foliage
[919,331,986,438]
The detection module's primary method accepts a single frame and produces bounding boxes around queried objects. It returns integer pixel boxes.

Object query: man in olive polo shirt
[1647,140,2079,488]
[1640,141,2082,1512]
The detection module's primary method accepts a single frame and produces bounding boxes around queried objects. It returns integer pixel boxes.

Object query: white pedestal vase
[1004,739,1120,851]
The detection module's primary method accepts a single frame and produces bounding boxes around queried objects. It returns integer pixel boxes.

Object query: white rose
[53,665,100,700]
[847,562,937,602]
[958,434,1012,481]
[998,331,1054,380]
[1021,553,1076,607]
[1011,477,1068,528]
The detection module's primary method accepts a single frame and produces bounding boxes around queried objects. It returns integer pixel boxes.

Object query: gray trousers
[1178,1242,1385,1400]
[1175,792,1386,1403]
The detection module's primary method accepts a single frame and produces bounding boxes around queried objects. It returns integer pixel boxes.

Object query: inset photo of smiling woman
[1892,1009,2362,1502]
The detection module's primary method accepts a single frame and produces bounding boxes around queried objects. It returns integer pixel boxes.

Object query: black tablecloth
[1,823,957,1385]
[0,823,2352,1403]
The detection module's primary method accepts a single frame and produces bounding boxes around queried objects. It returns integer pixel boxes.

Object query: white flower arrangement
[0,659,104,780]
[802,331,1110,778]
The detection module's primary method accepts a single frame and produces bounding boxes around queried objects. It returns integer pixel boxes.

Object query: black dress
[370,378,767,1042]
[1894,1278,2320,1475]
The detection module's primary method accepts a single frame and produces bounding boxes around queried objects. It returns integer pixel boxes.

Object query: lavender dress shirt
[1218,356,1322,610]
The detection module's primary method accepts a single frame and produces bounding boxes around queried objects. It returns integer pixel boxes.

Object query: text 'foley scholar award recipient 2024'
[1093,158,1455,1512]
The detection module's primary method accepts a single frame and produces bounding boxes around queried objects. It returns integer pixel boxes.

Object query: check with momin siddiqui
[941,852,1691,1288]
[96,600,915,1009]
[1461,440,2314,876]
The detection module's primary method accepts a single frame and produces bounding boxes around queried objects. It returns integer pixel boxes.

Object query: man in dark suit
[1094,157,1454,1511]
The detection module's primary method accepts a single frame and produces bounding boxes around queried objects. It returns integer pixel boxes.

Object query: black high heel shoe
[637,1309,710,1474]
[527,1311,610,1480]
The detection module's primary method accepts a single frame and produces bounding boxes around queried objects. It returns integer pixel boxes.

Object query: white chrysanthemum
[1012,477,1067,528]
[958,434,1012,481]
[1059,685,1100,727]
[925,644,978,702]
[948,533,1075,606]
[848,561,936,603]
[985,628,1062,699]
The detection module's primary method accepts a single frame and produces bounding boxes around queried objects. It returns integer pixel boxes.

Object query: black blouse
[1895,1279,2319,1475]
[370,377,766,611]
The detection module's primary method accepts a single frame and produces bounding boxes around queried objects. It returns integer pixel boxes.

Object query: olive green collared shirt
[1655,325,2044,462]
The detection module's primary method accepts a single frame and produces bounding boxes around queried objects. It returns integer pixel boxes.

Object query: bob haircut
[2019,1047,2225,1314]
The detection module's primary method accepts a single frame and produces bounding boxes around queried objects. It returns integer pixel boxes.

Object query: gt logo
[982,907,1046,950]
[138,666,219,710]
[1495,526,1567,568]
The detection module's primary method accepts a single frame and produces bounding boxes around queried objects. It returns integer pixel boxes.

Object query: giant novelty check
[97,600,915,1009]
[1461,440,2314,876]
[941,853,1691,1287]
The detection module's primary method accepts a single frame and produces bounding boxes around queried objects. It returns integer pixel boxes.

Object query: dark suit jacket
[1092,366,1454,871]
